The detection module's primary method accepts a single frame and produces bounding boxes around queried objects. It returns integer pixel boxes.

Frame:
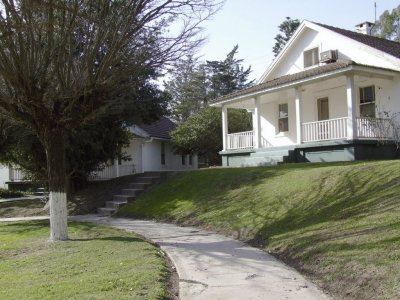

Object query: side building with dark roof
[1,117,198,187]
[126,116,198,173]
[210,20,400,166]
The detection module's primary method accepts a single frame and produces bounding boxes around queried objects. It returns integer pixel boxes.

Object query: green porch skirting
[220,140,400,167]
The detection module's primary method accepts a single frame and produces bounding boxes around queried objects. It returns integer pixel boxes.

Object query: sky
[198,0,400,81]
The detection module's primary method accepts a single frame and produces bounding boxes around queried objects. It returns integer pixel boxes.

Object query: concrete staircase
[241,146,296,167]
[97,172,162,216]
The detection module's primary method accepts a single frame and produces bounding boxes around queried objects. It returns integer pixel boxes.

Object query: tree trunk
[44,128,68,241]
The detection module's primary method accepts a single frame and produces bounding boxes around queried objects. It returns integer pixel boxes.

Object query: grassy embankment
[0,221,169,299]
[118,160,400,300]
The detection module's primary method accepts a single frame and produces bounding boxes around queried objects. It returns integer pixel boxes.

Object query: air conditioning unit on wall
[320,50,338,63]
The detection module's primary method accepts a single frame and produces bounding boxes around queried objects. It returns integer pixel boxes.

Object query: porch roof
[210,60,399,106]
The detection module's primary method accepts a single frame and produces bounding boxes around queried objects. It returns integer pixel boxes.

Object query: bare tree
[0,0,221,241]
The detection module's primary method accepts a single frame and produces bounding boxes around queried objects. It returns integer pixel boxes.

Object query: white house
[124,116,198,173]
[1,117,197,187]
[211,21,400,166]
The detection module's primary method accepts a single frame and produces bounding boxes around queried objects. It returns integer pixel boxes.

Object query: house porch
[216,68,400,166]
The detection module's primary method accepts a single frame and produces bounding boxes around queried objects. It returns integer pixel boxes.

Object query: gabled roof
[132,116,176,139]
[315,22,400,59]
[259,20,400,83]
[211,60,399,105]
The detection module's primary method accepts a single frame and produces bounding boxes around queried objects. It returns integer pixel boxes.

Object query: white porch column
[346,74,357,140]
[222,105,228,151]
[295,87,302,144]
[253,97,261,148]
[114,159,120,177]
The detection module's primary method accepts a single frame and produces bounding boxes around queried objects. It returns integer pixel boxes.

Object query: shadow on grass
[119,163,350,216]
[247,163,400,252]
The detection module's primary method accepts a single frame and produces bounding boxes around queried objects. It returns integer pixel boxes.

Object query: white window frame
[359,85,376,118]
[278,103,289,133]
[303,47,319,68]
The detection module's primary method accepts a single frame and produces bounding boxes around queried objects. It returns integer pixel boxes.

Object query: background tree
[372,5,400,42]
[164,56,207,122]
[206,44,253,100]
[171,107,252,165]
[0,0,221,241]
[272,17,300,57]
[169,45,254,165]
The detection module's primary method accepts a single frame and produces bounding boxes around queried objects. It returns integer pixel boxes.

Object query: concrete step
[106,200,127,209]
[141,172,162,177]
[130,182,151,189]
[121,189,143,196]
[251,150,291,158]
[113,195,136,202]
[97,207,116,216]
[34,187,46,196]
[242,156,283,167]
[135,176,160,184]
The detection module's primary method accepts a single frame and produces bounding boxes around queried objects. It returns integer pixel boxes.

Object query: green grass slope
[0,221,168,300]
[119,161,400,300]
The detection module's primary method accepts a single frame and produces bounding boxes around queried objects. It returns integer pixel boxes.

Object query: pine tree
[272,17,300,57]
[372,5,400,42]
[169,45,254,165]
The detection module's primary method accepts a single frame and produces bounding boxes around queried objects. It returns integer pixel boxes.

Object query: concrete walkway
[0,216,49,222]
[71,215,330,300]
[0,196,45,203]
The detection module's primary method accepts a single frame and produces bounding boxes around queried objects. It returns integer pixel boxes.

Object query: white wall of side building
[0,165,9,188]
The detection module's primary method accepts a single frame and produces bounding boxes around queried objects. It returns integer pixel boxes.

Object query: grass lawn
[118,160,400,300]
[0,220,169,300]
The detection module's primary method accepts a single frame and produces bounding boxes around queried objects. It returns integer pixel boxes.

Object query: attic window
[304,47,319,68]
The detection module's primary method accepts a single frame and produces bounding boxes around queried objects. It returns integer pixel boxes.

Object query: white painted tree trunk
[49,191,68,241]
[44,128,69,241]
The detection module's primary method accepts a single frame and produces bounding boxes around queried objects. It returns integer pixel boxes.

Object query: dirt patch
[164,251,179,300]
[0,199,48,218]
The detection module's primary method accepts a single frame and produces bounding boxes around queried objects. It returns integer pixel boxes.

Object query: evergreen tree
[164,56,207,122]
[206,45,254,99]
[372,5,400,42]
[169,45,254,165]
[272,17,300,57]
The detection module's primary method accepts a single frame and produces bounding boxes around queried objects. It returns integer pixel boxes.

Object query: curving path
[71,215,330,300]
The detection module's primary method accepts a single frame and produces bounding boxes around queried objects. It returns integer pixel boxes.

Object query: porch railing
[356,117,393,139]
[227,130,254,150]
[88,163,136,181]
[302,117,348,143]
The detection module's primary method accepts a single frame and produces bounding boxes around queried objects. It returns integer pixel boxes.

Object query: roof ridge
[313,22,400,45]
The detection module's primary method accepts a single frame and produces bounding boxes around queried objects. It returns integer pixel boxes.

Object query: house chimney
[355,21,374,35]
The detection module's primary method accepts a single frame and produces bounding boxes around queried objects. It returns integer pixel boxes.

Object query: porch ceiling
[211,60,400,108]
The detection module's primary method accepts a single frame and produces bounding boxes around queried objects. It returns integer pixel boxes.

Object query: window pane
[161,142,165,165]
[279,103,288,118]
[278,103,289,132]
[360,103,375,118]
[304,48,319,68]
[360,86,375,103]
[279,118,289,132]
